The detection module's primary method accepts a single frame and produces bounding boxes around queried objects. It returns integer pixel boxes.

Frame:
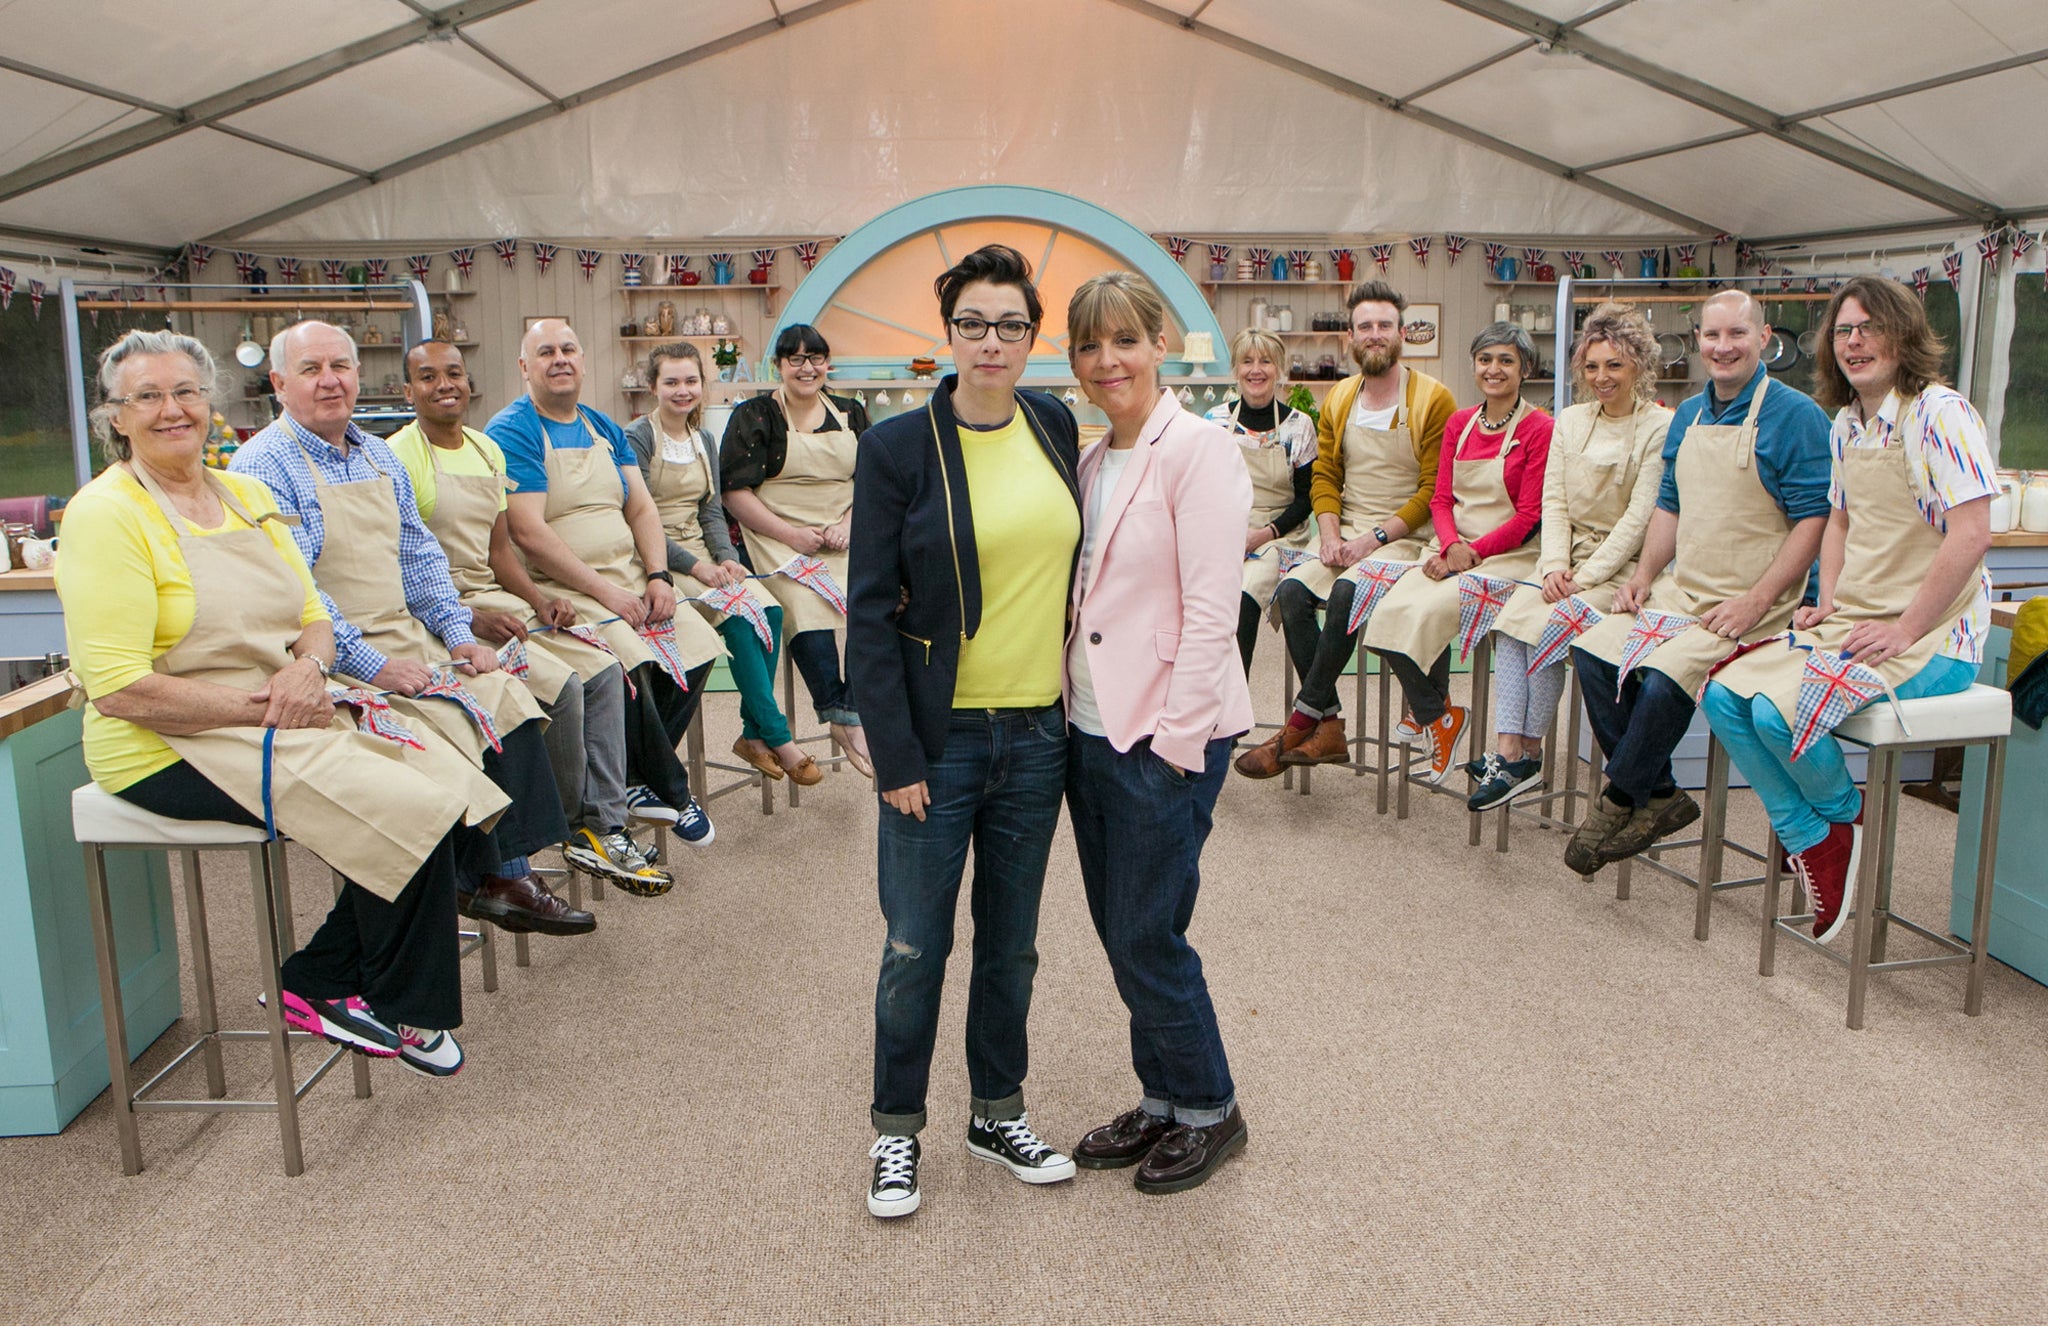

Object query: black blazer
[847,376,1080,790]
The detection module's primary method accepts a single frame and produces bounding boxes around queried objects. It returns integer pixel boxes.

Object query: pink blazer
[1066,389,1256,771]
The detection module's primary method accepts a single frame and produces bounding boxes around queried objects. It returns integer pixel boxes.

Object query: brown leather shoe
[1073,1107,1175,1170]
[1278,716,1348,765]
[1233,732,1288,779]
[731,736,784,780]
[466,873,596,937]
[785,755,824,786]
[1133,1106,1247,1194]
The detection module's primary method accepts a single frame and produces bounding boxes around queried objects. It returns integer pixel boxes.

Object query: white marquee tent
[2,0,2044,252]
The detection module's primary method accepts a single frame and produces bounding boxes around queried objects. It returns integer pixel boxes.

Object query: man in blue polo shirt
[490,318,718,849]
[1568,289,1832,874]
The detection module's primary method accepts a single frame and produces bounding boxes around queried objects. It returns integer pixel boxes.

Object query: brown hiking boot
[1234,731,1289,779]
[1564,794,1632,877]
[1599,789,1701,863]
[1279,716,1349,765]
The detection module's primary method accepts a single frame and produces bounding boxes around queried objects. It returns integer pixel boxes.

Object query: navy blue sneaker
[674,796,714,847]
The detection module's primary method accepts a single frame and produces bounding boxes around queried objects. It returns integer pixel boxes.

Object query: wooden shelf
[619,284,779,295]
[618,333,741,343]
[357,339,479,350]
[1202,279,1353,288]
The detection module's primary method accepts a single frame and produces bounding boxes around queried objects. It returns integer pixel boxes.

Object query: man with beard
[1235,281,1456,777]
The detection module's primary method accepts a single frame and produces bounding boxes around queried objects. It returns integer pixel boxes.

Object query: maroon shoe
[466,872,596,938]
[1073,1107,1174,1170]
[1133,1106,1247,1194]
[1791,816,1861,944]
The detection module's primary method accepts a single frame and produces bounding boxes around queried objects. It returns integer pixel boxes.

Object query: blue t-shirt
[1656,364,1833,521]
[485,395,636,496]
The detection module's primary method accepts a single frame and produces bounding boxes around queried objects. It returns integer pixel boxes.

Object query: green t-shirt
[952,410,1079,708]
[387,422,507,524]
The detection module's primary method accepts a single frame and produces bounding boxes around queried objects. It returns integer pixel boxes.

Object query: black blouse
[718,391,873,492]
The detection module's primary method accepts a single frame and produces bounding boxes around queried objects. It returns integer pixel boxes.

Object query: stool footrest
[132,1033,352,1108]
[1770,914,1972,971]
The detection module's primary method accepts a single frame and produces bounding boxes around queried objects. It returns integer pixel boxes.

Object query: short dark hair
[404,338,464,377]
[935,244,1043,325]
[773,323,830,362]
[1345,279,1407,318]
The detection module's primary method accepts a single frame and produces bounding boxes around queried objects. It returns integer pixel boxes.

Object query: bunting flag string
[1344,559,1417,633]
[233,251,258,282]
[1288,249,1313,277]
[530,241,557,273]
[1407,236,1431,267]
[1559,249,1586,274]
[407,253,433,282]
[1911,266,1932,297]
[1674,243,1698,267]
[554,622,627,697]
[277,256,301,283]
[1444,235,1467,266]
[0,266,14,312]
[771,555,848,615]
[1977,231,2004,269]
[450,246,477,277]
[1327,247,1353,269]
[1601,249,1625,272]
[364,257,388,283]
[418,668,504,753]
[492,239,520,270]
[1528,596,1603,673]
[1482,242,1507,271]
[1246,247,1274,269]
[2011,229,2039,264]
[1615,609,1698,696]
[1737,241,1758,269]
[668,254,690,284]
[1208,243,1233,265]
[331,686,425,749]
[637,623,691,689]
[496,637,530,679]
[576,248,603,280]
[1455,573,1523,659]
[320,259,347,284]
[620,253,646,284]
[1942,250,1964,286]
[1789,646,1898,762]
[1712,232,1734,246]
[185,243,213,273]
[28,279,45,319]
[1163,236,1193,261]
[1521,247,1547,269]
[795,241,823,271]
[750,248,777,274]
[1804,276,1819,293]
[691,584,775,650]
[1637,248,1659,272]
[1369,243,1395,274]
[1779,269,1795,292]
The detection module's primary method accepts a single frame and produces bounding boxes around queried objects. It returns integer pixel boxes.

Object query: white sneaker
[1395,712,1424,741]
[624,785,679,824]
[563,827,674,897]
[396,1025,464,1077]
[967,1112,1076,1184]
[868,1134,921,1218]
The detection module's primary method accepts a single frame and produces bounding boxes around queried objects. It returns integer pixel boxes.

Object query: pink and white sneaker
[397,1025,464,1078]
[270,990,400,1057]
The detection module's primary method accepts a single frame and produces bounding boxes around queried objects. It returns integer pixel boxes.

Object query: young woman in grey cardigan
[626,343,818,784]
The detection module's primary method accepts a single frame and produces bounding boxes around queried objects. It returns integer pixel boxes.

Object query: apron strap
[261,726,279,841]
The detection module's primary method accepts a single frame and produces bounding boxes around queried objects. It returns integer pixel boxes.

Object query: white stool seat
[1833,683,2011,747]
[71,782,268,847]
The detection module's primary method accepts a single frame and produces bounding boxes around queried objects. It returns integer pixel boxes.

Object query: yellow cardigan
[1309,367,1458,532]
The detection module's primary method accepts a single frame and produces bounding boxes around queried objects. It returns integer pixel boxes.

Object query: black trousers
[117,760,473,1030]
[1376,649,1453,725]
[1277,577,1362,716]
[626,660,712,806]
[481,718,571,862]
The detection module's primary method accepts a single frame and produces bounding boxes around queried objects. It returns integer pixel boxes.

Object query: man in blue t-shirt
[489,318,716,848]
[1567,289,1832,875]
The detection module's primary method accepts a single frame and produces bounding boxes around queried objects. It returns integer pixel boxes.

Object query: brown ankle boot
[1280,716,1349,765]
[1234,731,1289,779]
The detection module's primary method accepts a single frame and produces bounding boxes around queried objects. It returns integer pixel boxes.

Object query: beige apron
[531,413,724,673]
[419,433,618,706]
[1233,403,1320,606]
[129,465,503,901]
[643,417,780,631]
[1575,376,1798,695]
[1711,419,1980,720]
[1493,403,1653,645]
[296,437,546,764]
[739,392,856,636]
[1363,404,1540,659]
[1282,370,1433,604]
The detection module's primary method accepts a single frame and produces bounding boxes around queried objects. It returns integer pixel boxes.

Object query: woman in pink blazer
[1062,273,1255,1196]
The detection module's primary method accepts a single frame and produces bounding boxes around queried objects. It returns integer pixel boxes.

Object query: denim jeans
[1066,732,1237,1127]
[870,704,1067,1135]
[789,629,857,726]
[1571,647,1694,806]
[1702,653,1977,855]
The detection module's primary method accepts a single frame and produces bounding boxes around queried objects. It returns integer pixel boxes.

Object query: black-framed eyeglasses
[781,353,829,369]
[949,317,1034,343]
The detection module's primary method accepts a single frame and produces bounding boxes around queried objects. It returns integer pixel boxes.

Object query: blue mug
[1496,256,1520,281]
[1269,254,1289,281]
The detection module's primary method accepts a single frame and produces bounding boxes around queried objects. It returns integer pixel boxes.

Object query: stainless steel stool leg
[1759,828,1783,977]
[514,930,531,967]
[1373,666,1391,814]
[1695,736,1731,942]
[1467,636,1491,848]
[784,652,803,810]
[84,841,144,1176]
[252,841,306,1176]
[329,870,372,1101]
[1279,647,1297,793]
[1869,744,1905,966]
[1562,666,1583,828]
[477,916,499,993]
[1614,856,1631,901]
[1844,747,1892,1031]
[272,842,297,955]
[1966,737,2005,1016]
[180,849,227,1100]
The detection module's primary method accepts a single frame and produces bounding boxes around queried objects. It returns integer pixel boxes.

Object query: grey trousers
[539,663,631,835]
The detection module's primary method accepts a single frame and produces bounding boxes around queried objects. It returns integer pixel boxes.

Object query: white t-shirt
[1066,446,1135,737]
[1351,401,1397,432]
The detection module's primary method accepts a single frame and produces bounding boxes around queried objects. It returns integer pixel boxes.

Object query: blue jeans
[789,629,857,726]
[1066,732,1237,1127]
[1572,647,1693,806]
[870,704,1067,1135]
[1702,653,1977,855]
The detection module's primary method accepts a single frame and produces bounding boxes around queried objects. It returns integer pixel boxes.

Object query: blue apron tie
[261,727,279,841]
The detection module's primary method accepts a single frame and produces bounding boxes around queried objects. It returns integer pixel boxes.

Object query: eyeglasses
[781,353,829,369]
[1831,321,1877,342]
[109,386,207,409]
[949,317,1035,343]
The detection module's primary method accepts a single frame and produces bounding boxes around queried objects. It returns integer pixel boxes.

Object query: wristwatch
[1372,526,1390,546]
[646,570,674,586]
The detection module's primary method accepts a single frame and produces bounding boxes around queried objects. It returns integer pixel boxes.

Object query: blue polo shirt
[1656,364,1832,520]
[485,395,636,497]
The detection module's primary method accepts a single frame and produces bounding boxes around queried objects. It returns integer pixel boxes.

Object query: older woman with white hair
[1207,327,1318,674]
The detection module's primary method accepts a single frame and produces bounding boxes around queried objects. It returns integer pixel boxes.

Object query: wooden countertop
[0,567,55,592]
[1991,532,2048,548]
[0,673,75,740]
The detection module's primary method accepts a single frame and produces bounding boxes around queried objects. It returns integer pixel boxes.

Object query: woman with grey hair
[1469,303,1670,810]
[1358,320,1553,787]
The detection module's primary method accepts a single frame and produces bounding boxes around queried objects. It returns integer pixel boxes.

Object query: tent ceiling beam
[1396,40,1535,105]
[0,221,176,262]
[1108,0,1714,234]
[0,0,544,205]
[1786,47,2048,123]
[206,0,874,242]
[1437,0,2001,226]
[210,126,372,181]
[0,54,176,116]
[1575,129,1752,174]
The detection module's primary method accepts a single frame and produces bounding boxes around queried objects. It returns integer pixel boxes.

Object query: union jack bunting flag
[1274,547,1315,573]
[530,241,558,273]
[1737,242,1758,269]
[277,256,301,282]
[795,241,823,270]
[1637,248,1659,269]
[1522,247,1547,269]
[1560,249,1587,272]
[576,248,603,280]
[492,239,519,269]
[1942,251,1964,286]
[637,623,691,690]
[1911,267,1932,297]
[1369,243,1395,274]
[693,584,774,650]
[419,668,503,752]
[1615,608,1698,696]
[1674,244,1697,267]
[496,637,529,679]
[1455,573,1522,659]
[1481,243,1507,269]
[751,248,778,272]
[1528,595,1604,673]
[1443,235,1467,266]
[1977,232,2003,269]
[1804,276,1819,293]
[556,622,634,697]
[1789,647,1894,762]
[1162,236,1193,260]
[450,246,477,277]
[184,243,213,273]
[28,279,44,318]
[407,253,433,282]
[620,253,646,281]
[1289,249,1313,275]
[1779,270,1794,292]
[1326,247,1351,267]
[667,254,690,283]
[707,252,736,270]
[1246,247,1273,267]
[233,251,258,281]
[771,555,848,615]
[1343,558,1417,633]
[1712,232,1734,246]
[1407,236,1431,267]
[364,257,388,284]
[1,267,16,311]
[1209,244,1233,265]
[1601,249,1625,271]
[2012,229,2039,263]
[332,687,424,750]
[320,259,347,284]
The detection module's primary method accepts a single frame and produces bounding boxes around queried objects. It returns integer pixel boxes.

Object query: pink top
[1431,404,1553,561]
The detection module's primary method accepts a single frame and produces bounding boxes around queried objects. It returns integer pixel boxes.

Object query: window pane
[2002,277,2048,470]
[0,289,164,502]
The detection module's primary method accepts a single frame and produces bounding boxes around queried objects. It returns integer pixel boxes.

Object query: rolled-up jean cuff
[871,1106,926,1136]
[1174,1097,1236,1128]
[1140,1096,1172,1121]
[972,1090,1024,1123]
[821,707,860,727]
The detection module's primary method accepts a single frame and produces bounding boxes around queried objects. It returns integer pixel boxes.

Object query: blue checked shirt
[228,413,475,680]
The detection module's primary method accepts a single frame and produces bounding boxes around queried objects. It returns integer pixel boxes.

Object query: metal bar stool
[1609,732,1770,941]
[1758,683,2011,1029]
[1487,659,1599,851]
[74,783,364,1177]
[1289,632,1403,808]
[1379,639,1492,825]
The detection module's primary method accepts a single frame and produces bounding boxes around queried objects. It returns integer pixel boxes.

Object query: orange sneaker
[1423,706,1467,784]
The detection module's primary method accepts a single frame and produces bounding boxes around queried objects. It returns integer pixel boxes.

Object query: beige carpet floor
[6,651,2048,1325]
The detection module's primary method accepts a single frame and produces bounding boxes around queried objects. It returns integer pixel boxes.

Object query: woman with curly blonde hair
[1466,303,1672,810]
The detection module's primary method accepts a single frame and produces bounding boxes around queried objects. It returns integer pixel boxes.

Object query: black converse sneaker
[967,1112,1078,1184]
[868,1134,921,1218]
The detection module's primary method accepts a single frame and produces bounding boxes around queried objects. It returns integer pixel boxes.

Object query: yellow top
[57,466,325,792]
[952,409,1080,708]
[387,421,507,523]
